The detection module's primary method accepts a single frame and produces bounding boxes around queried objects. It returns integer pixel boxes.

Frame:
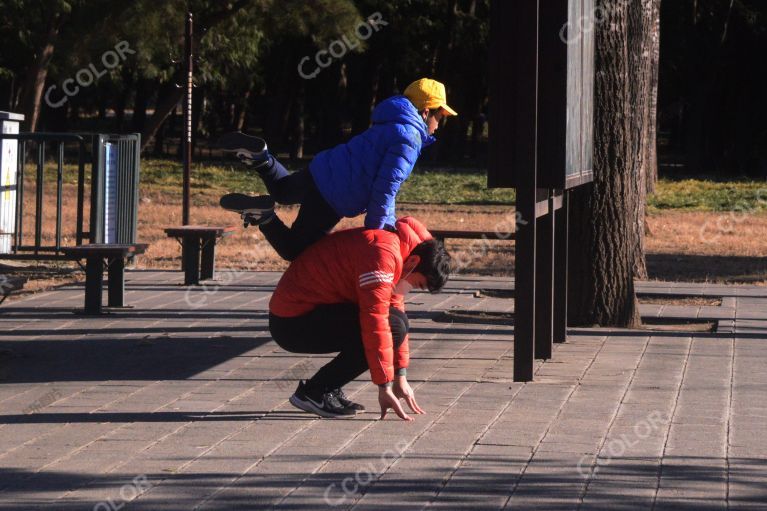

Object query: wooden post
[554,190,569,343]
[490,0,595,381]
[535,190,555,359]
[515,196,537,382]
[500,0,540,383]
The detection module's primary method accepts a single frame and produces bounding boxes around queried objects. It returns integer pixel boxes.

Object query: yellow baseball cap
[404,78,458,116]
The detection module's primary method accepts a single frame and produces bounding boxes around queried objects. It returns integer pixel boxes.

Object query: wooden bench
[0,276,27,305]
[61,244,148,315]
[430,229,517,243]
[164,226,237,285]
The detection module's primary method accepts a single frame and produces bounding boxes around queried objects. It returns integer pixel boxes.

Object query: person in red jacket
[269,217,451,420]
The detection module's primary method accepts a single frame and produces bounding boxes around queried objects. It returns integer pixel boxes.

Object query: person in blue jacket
[219,78,457,261]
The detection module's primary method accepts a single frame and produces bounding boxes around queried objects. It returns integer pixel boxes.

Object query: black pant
[257,157,341,261]
[269,304,409,393]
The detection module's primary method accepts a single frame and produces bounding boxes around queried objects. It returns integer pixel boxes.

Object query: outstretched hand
[393,376,425,415]
[378,386,413,421]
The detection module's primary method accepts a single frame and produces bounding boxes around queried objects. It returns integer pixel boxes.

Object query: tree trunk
[141,83,184,152]
[433,0,458,77]
[568,0,642,328]
[69,99,80,124]
[115,87,128,131]
[289,82,305,160]
[19,12,65,132]
[646,0,662,194]
[235,86,252,131]
[470,105,487,159]
[131,78,150,133]
[265,50,298,145]
[351,58,381,135]
[6,75,15,110]
[628,0,655,280]
[316,62,346,148]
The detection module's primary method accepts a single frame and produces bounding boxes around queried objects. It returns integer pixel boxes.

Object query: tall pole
[182,11,193,226]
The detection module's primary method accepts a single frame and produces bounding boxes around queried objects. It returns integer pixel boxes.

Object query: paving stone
[0,272,765,509]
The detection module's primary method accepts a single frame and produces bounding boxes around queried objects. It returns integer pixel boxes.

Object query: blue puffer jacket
[309,95,435,229]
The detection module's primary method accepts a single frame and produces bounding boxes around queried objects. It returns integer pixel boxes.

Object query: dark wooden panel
[538,0,569,189]
[488,0,537,189]
[489,0,595,190]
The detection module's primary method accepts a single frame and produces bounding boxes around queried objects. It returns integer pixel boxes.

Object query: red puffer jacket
[269,217,432,384]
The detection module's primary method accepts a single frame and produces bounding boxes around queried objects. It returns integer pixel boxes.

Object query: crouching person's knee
[389,308,410,348]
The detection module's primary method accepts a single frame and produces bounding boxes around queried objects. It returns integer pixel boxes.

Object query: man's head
[403,78,457,135]
[395,239,452,295]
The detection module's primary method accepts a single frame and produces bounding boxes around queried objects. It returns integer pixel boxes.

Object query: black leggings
[269,304,409,392]
[257,157,341,262]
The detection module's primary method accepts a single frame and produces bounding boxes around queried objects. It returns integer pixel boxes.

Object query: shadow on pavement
[0,335,273,384]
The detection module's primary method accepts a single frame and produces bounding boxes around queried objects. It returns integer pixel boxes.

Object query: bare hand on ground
[393,376,425,415]
[378,386,413,421]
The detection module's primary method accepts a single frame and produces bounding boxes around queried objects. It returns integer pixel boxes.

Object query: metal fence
[0,132,141,260]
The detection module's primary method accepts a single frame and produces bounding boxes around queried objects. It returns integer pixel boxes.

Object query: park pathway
[0,271,765,510]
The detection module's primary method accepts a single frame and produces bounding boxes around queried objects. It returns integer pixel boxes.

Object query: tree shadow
[0,410,318,425]
[0,456,764,510]
[647,253,767,283]
[0,335,273,383]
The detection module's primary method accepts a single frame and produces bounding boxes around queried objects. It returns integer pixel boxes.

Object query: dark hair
[410,239,452,293]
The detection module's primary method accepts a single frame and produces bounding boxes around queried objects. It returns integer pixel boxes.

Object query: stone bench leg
[200,238,217,281]
[108,256,126,307]
[181,236,201,286]
[84,256,104,315]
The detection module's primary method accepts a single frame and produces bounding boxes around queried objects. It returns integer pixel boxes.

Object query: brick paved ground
[0,271,765,510]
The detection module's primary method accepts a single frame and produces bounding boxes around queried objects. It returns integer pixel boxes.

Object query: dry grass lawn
[7,185,765,287]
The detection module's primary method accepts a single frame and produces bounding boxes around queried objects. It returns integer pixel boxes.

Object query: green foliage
[2,0,764,180]
[266,0,362,47]
[0,1,69,81]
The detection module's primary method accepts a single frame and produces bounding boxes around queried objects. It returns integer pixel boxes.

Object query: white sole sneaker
[288,393,354,419]
[217,132,268,157]
[219,193,275,214]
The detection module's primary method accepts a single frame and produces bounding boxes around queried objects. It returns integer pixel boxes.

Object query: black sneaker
[289,381,356,418]
[216,132,269,167]
[220,193,275,227]
[331,387,365,412]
